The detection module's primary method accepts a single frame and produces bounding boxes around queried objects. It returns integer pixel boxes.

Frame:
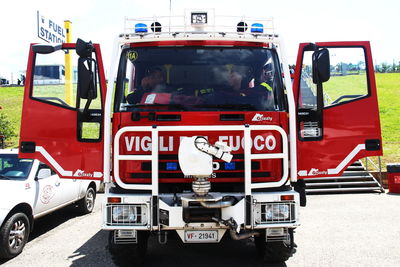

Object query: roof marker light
[135,23,148,33]
[251,23,264,33]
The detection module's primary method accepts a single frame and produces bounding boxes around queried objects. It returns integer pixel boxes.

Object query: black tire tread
[0,212,30,259]
[77,186,96,214]
[255,232,296,263]
[108,230,149,266]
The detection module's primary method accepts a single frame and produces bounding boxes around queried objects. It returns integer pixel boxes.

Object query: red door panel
[294,41,382,178]
[19,43,106,180]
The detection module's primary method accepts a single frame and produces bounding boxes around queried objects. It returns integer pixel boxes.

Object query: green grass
[323,73,368,105]
[1,73,399,166]
[375,73,400,165]
[0,86,24,148]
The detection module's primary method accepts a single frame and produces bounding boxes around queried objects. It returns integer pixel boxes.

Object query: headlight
[108,205,148,225]
[255,202,294,224]
[112,206,137,222]
[266,204,289,220]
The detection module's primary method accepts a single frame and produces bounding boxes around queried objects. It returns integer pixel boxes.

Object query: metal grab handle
[113,125,289,195]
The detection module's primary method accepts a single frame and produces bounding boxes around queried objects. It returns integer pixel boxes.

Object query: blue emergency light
[135,23,148,33]
[251,23,264,33]
[166,162,178,171]
[224,162,236,170]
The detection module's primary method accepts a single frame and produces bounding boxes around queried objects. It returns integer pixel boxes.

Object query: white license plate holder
[184,230,218,243]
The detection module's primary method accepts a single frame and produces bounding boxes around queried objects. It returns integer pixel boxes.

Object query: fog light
[237,21,248,32]
[150,21,162,32]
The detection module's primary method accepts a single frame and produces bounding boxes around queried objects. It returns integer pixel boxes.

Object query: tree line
[374,61,400,73]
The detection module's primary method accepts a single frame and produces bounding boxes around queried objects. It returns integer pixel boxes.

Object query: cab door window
[32,49,78,108]
[322,47,368,107]
[299,47,368,109]
[32,48,102,141]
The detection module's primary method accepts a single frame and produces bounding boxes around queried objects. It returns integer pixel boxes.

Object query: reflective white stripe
[327,144,366,175]
[298,170,307,176]
[297,144,366,176]
[36,146,73,176]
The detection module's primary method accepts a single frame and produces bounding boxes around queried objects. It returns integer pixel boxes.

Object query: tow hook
[212,217,260,240]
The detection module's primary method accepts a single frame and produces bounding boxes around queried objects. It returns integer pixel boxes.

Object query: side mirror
[76,38,97,100]
[32,44,62,54]
[77,58,97,100]
[312,48,330,84]
[37,168,51,179]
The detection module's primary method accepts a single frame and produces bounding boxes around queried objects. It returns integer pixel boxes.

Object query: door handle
[55,181,61,186]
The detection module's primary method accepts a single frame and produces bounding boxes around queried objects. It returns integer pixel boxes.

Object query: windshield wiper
[127,103,188,111]
[193,104,258,111]
[0,174,10,180]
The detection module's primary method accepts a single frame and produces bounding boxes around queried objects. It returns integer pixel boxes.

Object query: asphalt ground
[1,192,399,267]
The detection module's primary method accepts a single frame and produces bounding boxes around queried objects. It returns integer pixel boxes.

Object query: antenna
[169,0,172,32]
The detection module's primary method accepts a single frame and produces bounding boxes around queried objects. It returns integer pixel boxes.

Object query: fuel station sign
[37,11,66,43]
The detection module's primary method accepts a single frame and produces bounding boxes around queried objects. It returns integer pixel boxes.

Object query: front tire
[78,186,96,214]
[0,213,30,259]
[255,231,296,263]
[108,230,149,266]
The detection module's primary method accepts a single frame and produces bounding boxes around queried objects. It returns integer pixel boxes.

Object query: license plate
[184,230,218,242]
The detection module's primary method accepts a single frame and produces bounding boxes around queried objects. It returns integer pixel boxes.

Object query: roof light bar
[135,23,148,33]
[251,23,264,33]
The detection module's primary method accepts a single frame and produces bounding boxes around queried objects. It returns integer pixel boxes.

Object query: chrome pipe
[199,198,235,209]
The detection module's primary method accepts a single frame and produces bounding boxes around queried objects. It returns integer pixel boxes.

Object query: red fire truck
[18,12,382,263]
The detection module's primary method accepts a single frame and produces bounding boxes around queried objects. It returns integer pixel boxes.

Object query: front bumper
[102,190,300,232]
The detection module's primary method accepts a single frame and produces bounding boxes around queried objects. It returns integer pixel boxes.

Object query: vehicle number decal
[127,51,138,61]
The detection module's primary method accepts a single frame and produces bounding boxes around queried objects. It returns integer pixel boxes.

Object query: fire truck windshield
[115,46,285,112]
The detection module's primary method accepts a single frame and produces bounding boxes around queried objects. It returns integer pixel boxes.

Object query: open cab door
[293,41,382,179]
[19,39,106,180]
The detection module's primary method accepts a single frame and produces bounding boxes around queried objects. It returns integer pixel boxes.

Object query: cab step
[306,187,383,193]
[304,160,384,194]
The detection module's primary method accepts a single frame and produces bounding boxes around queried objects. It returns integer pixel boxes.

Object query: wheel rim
[86,189,94,211]
[9,219,26,250]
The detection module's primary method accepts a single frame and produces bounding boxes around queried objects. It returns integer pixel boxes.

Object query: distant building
[33,65,77,85]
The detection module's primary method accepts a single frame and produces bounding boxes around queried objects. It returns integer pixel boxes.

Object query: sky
[0,0,399,82]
